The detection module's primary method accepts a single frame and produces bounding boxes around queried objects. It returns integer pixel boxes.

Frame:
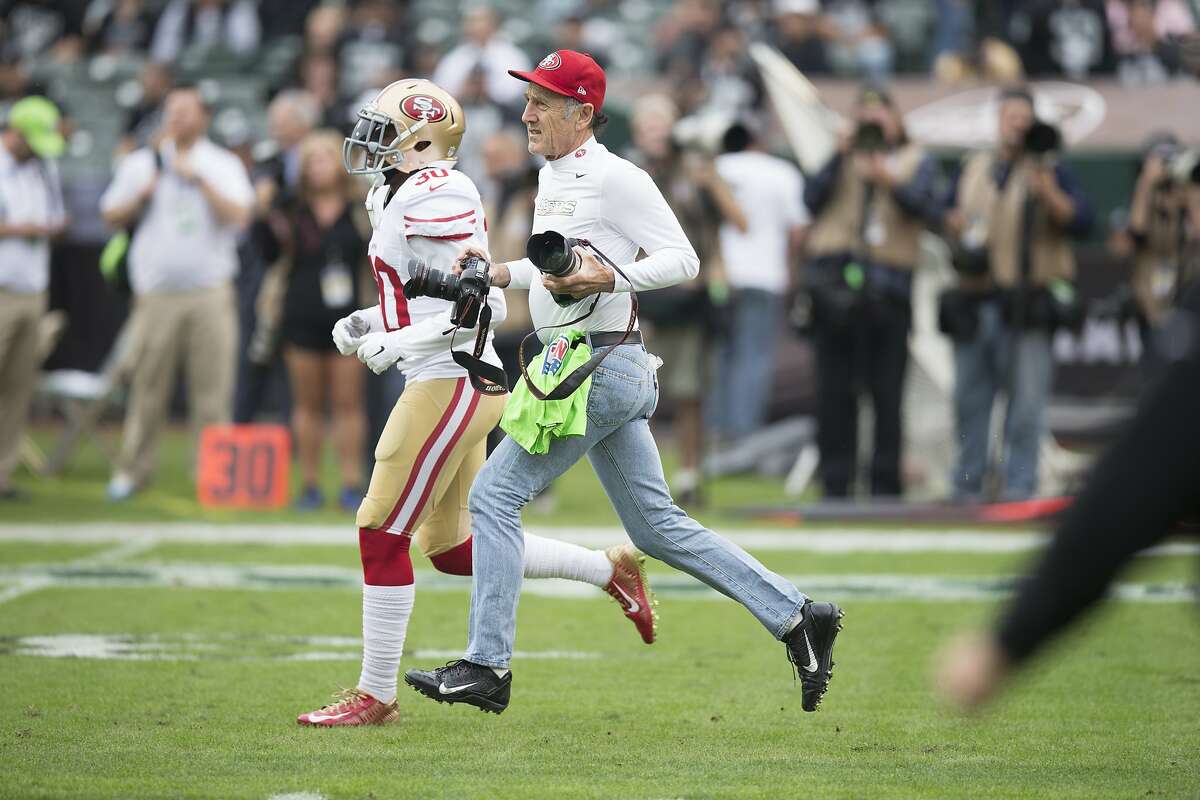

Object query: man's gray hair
[269,89,321,132]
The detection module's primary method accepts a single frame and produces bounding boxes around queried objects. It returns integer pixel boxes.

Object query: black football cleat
[784,600,844,712]
[404,659,511,714]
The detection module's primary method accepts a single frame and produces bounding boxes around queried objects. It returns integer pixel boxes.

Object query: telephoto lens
[1024,121,1061,156]
[526,230,582,307]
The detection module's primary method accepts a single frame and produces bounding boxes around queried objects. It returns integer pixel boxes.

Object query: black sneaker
[403,660,511,714]
[784,600,844,712]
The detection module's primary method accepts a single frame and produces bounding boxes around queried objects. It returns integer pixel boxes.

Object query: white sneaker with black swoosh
[404,660,511,714]
[784,600,844,712]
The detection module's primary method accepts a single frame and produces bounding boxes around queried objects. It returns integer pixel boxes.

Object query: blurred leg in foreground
[937,292,1200,709]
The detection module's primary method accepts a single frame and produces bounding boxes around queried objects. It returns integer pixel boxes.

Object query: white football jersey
[365,161,505,384]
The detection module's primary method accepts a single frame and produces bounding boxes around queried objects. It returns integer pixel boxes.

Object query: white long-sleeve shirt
[506,137,700,343]
[362,161,505,384]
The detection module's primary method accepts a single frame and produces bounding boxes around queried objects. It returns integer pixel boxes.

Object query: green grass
[1,579,1197,799]
[5,424,806,528]
[2,424,1198,797]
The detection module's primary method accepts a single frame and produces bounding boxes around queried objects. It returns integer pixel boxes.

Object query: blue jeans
[711,288,784,438]
[952,301,1054,501]
[465,342,807,668]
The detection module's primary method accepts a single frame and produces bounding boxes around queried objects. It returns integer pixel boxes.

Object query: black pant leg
[814,320,859,497]
[866,297,910,496]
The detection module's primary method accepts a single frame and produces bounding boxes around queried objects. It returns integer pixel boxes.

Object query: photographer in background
[942,86,1094,502]
[1125,132,1200,338]
[802,84,941,498]
[628,95,747,506]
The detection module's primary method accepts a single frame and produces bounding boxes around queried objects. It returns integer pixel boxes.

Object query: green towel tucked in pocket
[500,329,593,454]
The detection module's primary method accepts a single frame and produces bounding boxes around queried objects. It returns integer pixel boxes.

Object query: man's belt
[586,330,643,348]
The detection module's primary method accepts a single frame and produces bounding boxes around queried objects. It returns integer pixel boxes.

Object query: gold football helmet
[343,78,466,175]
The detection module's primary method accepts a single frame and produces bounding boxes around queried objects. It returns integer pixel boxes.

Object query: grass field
[2,428,1198,798]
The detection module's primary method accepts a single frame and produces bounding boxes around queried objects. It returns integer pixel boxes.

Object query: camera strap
[448,300,509,396]
[516,239,639,402]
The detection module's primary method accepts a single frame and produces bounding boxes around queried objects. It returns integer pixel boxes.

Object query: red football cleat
[297,688,400,727]
[604,544,658,644]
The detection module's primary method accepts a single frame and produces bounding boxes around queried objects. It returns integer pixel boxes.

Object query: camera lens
[526,231,580,278]
[404,264,461,301]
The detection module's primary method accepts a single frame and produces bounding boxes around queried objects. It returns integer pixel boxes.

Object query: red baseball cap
[509,49,606,112]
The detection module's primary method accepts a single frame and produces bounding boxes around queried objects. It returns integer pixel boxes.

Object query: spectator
[81,0,157,57]
[629,94,747,505]
[259,131,369,510]
[941,86,1094,502]
[803,84,941,498]
[656,0,724,82]
[1107,0,1196,84]
[825,0,896,78]
[932,0,1025,83]
[293,51,347,130]
[773,0,837,76]
[0,0,88,63]
[0,95,66,501]
[302,3,345,57]
[258,89,322,202]
[336,0,413,100]
[710,121,809,440]
[257,0,320,40]
[119,61,173,154]
[696,26,761,114]
[433,5,531,108]
[1012,0,1116,79]
[99,86,253,501]
[454,64,521,186]
[149,0,260,64]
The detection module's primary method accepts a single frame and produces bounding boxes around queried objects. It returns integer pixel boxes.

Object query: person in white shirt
[431,5,532,107]
[0,96,66,500]
[406,50,843,716]
[99,86,254,501]
[294,78,656,728]
[711,123,809,439]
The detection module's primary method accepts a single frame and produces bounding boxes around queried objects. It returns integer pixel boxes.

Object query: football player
[297,79,655,727]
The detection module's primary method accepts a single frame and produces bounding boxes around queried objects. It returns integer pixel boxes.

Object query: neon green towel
[500,330,592,454]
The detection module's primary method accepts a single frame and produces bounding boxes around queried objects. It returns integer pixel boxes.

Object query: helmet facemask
[342,105,430,176]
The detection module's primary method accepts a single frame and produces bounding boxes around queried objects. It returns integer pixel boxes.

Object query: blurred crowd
[0,0,1198,509]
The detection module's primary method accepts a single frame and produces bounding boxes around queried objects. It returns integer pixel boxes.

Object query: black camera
[853,121,886,152]
[1023,121,1061,157]
[526,230,582,307]
[403,255,492,329]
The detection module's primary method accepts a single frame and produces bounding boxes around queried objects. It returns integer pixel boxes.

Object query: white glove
[331,311,373,356]
[356,330,409,375]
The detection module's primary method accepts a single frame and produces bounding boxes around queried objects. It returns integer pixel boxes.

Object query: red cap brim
[508,69,575,102]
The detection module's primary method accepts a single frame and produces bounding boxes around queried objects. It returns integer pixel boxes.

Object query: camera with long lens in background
[1023,120,1061,157]
[853,121,886,152]
[1148,140,1200,189]
[526,230,583,307]
[403,255,492,329]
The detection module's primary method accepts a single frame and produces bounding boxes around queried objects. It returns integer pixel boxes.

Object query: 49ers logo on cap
[539,52,563,70]
[401,94,448,122]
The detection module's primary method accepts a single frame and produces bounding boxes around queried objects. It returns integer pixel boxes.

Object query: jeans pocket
[586,368,641,428]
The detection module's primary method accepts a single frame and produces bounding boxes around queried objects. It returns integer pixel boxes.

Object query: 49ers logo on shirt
[539,52,563,70]
[401,94,448,122]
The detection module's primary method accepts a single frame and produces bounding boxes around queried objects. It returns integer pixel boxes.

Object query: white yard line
[0,536,156,607]
[1,522,1195,555]
[0,562,1193,603]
